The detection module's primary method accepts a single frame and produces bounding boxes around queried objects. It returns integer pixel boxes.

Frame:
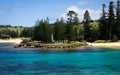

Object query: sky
[0,0,116,27]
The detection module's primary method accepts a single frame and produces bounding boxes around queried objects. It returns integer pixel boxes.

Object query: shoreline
[15,42,88,50]
[87,42,120,48]
[0,39,120,49]
[14,39,88,50]
[0,39,23,45]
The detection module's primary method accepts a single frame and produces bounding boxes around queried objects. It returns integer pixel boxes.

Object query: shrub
[112,35,118,42]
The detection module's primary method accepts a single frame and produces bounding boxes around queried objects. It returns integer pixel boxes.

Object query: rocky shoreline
[14,40,88,50]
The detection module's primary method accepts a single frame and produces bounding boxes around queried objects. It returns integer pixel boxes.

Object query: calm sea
[0,43,120,75]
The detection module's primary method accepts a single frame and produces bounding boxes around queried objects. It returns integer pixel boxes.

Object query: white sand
[87,42,120,48]
[0,39,23,44]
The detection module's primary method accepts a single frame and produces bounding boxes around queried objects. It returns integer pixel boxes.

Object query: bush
[112,35,118,42]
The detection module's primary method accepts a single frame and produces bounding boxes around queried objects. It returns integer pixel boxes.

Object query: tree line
[33,11,80,43]
[0,0,120,43]
[33,0,120,43]
[99,0,120,41]
[0,26,33,39]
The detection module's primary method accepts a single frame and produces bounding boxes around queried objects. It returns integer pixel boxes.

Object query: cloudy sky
[0,0,115,27]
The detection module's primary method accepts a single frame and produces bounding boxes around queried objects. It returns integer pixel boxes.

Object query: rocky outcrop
[15,39,88,49]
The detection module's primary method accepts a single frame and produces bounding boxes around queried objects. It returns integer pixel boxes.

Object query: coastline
[0,39,23,45]
[0,39,120,49]
[14,40,88,50]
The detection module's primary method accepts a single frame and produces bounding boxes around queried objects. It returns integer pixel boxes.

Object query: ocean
[0,43,120,75]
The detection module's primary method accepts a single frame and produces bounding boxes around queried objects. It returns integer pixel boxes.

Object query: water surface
[0,44,120,75]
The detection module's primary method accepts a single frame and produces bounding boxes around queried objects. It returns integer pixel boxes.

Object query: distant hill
[0,25,27,38]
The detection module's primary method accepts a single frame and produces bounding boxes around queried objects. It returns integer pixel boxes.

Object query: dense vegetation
[99,0,120,41]
[0,25,33,39]
[0,0,120,43]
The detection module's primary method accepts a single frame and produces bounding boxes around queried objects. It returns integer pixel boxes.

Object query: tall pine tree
[108,1,116,40]
[99,4,109,40]
[66,10,79,41]
[116,0,120,38]
[54,17,65,41]
[83,10,91,42]
[33,18,52,43]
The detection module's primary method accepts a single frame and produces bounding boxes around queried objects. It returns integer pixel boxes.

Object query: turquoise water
[0,44,120,75]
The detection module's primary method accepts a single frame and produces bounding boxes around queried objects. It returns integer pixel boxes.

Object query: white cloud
[61,6,101,21]
[78,1,89,6]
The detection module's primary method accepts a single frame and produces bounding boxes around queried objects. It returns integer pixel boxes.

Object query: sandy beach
[0,39,23,45]
[87,42,120,48]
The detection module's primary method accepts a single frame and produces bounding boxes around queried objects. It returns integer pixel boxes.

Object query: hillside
[0,25,25,38]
